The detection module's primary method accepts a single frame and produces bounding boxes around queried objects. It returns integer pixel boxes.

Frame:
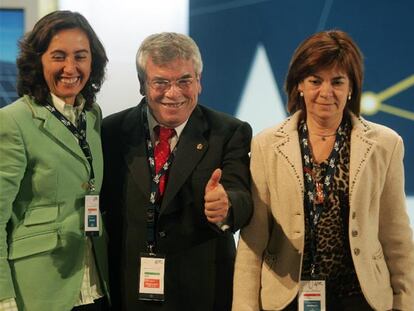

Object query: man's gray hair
[136,32,203,95]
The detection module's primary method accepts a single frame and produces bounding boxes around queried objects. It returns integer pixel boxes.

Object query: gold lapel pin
[196,143,203,150]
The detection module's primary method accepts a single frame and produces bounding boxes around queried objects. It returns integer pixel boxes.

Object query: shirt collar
[50,93,85,113]
[146,105,188,140]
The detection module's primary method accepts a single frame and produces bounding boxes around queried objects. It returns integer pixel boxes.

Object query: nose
[63,57,77,74]
[164,82,181,98]
[319,82,334,98]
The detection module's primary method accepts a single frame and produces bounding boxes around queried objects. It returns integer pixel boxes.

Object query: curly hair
[285,30,364,116]
[16,10,108,109]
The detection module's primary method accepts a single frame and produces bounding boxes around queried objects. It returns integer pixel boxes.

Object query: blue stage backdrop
[190,0,414,196]
[0,9,23,107]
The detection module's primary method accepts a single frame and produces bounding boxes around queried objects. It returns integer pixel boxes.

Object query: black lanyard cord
[142,104,177,252]
[44,103,95,191]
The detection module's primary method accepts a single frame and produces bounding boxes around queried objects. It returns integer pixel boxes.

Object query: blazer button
[81,182,90,190]
[354,248,360,256]
[351,230,358,237]
[351,212,356,219]
[159,231,166,238]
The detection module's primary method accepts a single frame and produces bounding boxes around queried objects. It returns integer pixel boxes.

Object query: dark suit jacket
[101,99,253,311]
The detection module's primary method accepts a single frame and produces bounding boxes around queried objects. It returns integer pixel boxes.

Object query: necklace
[309,132,337,141]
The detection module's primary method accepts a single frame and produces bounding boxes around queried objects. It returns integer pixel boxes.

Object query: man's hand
[204,168,230,224]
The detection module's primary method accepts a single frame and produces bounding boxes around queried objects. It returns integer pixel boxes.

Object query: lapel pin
[196,143,203,150]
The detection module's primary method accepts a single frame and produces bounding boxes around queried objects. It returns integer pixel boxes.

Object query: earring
[299,91,304,97]
[348,93,351,100]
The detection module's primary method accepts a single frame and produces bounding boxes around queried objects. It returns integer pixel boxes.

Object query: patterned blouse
[299,115,362,299]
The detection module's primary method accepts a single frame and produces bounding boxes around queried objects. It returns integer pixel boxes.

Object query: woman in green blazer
[0,11,109,311]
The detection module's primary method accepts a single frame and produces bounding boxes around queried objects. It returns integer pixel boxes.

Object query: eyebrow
[179,74,193,79]
[49,49,90,54]
[151,73,193,80]
[311,74,346,80]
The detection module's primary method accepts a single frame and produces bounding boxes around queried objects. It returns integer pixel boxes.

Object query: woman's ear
[298,81,304,92]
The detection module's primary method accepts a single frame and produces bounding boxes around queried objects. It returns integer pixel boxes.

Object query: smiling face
[145,57,202,128]
[299,67,351,123]
[41,28,92,105]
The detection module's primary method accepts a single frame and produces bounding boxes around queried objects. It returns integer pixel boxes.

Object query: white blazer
[232,111,414,311]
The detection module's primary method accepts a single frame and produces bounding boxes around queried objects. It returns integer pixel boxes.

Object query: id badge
[84,195,100,235]
[138,253,165,301]
[298,280,326,311]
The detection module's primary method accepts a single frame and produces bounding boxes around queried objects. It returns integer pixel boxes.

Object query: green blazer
[0,95,109,310]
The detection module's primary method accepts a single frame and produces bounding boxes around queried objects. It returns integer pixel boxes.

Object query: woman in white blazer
[232,30,414,311]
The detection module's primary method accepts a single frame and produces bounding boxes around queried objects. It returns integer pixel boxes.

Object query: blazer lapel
[273,112,305,195]
[349,114,376,202]
[85,107,101,178]
[29,100,89,166]
[160,106,208,212]
[122,103,152,196]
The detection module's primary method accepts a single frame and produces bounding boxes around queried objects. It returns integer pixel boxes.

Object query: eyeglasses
[148,77,195,93]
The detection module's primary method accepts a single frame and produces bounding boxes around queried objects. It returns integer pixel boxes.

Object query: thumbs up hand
[204,168,230,224]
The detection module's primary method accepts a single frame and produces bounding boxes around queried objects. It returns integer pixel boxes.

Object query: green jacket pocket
[8,230,59,259]
[23,205,58,226]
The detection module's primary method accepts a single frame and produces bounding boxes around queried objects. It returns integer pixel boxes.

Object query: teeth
[60,77,79,84]
[162,102,184,108]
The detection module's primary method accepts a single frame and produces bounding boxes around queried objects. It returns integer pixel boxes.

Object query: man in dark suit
[101,32,253,310]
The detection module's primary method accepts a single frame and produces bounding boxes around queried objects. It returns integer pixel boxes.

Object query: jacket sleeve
[378,136,414,310]
[0,108,27,300]
[222,121,253,232]
[232,137,271,311]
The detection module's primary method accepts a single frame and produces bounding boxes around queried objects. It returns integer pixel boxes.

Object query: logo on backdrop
[190,0,414,195]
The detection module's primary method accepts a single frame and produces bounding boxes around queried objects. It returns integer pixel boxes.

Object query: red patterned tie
[154,126,175,196]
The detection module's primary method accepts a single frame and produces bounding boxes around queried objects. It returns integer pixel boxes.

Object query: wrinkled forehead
[146,57,197,78]
[149,55,193,67]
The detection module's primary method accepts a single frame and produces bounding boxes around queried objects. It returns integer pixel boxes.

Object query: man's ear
[197,74,202,94]
[139,77,146,96]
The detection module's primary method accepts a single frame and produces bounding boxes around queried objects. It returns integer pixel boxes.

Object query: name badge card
[298,280,326,311]
[84,195,100,235]
[138,253,165,302]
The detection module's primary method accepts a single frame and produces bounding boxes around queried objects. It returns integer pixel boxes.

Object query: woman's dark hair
[285,30,364,116]
[16,10,108,109]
